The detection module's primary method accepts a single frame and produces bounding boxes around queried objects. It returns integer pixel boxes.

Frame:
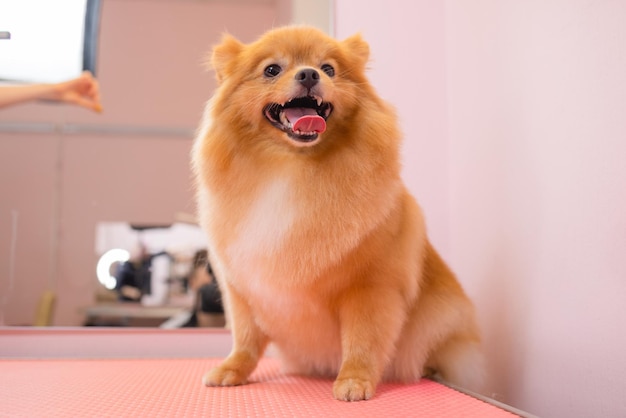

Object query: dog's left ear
[209,34,245,83]
[341,33,370,68]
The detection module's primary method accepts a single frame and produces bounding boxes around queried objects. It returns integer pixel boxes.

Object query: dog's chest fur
[224,176,309,307]
[226,177,295,265]
[223,173,345,285]
[221,177,343,369]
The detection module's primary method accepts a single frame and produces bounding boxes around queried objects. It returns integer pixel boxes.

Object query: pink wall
[337,0,626,417]
[446,1,626,417]
[0,0,281,326]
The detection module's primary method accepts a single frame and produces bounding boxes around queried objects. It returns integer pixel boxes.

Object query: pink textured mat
[1,357,517,417]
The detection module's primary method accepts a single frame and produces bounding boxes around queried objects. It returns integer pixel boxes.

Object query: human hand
[48,71,103,113]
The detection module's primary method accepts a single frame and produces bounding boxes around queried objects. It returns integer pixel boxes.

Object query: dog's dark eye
[264,64,282,77]
[321,64,335,77]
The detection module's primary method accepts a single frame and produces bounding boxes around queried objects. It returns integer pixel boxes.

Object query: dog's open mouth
[263,96,333,142]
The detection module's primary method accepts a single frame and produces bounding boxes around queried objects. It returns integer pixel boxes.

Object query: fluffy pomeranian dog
[192,26,483,401]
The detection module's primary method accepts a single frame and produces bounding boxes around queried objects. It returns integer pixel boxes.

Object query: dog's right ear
[208,34,244,84]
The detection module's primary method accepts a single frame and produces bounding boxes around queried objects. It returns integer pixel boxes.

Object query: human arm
[0,71,102,112]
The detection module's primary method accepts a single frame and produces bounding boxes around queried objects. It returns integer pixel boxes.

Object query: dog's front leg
[332,286,407,401]
[203,284,268,386]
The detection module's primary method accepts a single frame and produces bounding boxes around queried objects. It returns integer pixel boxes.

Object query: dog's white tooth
[280,111,290,127]
[316,97,322,106]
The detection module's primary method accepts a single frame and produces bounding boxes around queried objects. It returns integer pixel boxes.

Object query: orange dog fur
[192,26,483,401]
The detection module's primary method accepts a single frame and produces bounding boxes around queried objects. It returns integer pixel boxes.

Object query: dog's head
[208,26,370,148]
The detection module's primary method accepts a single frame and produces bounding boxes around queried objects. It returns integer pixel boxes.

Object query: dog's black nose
[295,68,319,90]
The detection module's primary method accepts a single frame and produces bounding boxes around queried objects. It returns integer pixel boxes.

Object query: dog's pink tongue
[284,108,326,133]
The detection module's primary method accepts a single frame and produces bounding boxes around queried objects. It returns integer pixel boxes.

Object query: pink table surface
[1,357,519,417]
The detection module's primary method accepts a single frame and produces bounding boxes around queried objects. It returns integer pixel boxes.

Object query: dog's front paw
[332,377,375,401]
[202,365,249,387]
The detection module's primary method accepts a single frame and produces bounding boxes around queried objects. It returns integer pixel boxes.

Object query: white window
[0,0,101,84]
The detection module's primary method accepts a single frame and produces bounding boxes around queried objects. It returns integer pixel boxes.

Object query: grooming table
[1,329,524,417]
